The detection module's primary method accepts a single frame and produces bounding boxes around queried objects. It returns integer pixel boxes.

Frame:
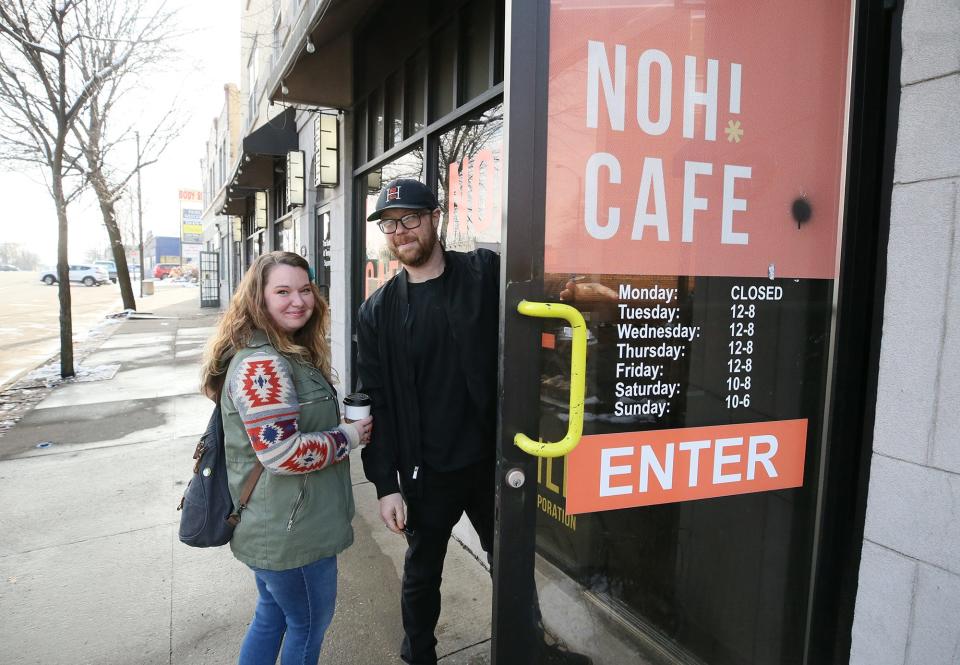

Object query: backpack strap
[218,382,265,528]
[227,463,264,526]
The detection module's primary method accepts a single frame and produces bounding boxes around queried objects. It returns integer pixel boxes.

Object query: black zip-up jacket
[357,249,500,499]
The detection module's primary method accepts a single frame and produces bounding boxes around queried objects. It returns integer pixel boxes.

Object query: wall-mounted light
[286,150,305,207]
[305,39,315,54]
[316,113,339,187]
[244,154,251,163]
[281,80,289,95]
[255,192,267,230]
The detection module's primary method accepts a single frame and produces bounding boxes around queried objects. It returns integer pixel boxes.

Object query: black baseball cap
[366,178,439,221]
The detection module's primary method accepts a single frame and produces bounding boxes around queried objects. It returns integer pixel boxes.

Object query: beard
[389,230,437,268]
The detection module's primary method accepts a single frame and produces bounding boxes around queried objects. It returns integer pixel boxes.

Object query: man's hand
[379,492,406,534]
[560,277,618,303]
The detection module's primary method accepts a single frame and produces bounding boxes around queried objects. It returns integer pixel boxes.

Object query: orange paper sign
[565,419,807,514]
[544,2,853,279]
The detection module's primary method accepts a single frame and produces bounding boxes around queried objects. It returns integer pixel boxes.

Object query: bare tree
[72,0,181,310]
[0,242,40,269]
[0,0,134,377]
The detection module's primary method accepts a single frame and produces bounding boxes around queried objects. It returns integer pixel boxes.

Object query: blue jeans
[238,556,338,665]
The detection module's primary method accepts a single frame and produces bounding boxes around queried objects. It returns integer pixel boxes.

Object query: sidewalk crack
[438,637,491,661]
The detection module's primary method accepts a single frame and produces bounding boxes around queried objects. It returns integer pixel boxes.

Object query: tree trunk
[99,197,137,310]
[52,170,74,379]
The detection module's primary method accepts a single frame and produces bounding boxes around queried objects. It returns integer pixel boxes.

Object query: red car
[153,263,180,279]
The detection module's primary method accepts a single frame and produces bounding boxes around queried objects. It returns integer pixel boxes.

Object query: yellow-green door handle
[514,300,586,458]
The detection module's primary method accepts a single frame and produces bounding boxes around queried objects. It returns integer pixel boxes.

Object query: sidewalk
[0,295,491,664]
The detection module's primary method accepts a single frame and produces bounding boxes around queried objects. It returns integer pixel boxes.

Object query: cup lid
[343,392,371,406]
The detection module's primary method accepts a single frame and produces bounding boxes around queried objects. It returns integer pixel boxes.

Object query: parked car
[153,263,180,279]
[39,264,111,287]
[94,260,118,283]
[0,264,19,271]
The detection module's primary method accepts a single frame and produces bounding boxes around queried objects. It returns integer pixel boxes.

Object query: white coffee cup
[343,393,371,422]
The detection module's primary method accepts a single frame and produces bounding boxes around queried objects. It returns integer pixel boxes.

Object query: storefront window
[361,148,425,298]
[429,21,456,122]
[274,216,298,253]
[437,103,503,254]
[245,232,264,267]
[405,51,426,138]
[385,73,403,150]
[462,0,493,102]
[369,88,384,158]
[316,210,332,301]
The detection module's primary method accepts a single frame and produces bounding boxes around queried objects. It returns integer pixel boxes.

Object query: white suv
[39,264,112,287]
[93,260,118,283]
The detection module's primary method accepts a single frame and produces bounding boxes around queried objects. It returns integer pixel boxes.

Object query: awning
[219,107,299,216]
[265,0,381,108]
[243,106,299,156]
[221,187,258,217]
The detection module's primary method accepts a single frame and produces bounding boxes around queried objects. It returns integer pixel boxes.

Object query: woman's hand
[344,415,373,447]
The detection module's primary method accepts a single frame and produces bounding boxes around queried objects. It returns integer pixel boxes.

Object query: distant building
[143,233,180,274]
[200,83,241,306]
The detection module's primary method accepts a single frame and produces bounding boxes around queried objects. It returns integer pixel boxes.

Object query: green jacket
[221,331,354,570]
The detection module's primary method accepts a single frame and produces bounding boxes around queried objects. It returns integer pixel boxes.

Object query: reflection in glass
[436,103,503,253]
[405,50,426,137]
[429,21,455,121]
[462,0,493,102]
[361,148,425,298]
[532,273,832,665]
[369,88,384,158]
[275,218,297,254]
[386,73,403,149]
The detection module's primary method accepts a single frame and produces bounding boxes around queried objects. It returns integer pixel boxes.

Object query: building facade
[200,83,241,305]
[848,1,960,663]
[213,1,959,663]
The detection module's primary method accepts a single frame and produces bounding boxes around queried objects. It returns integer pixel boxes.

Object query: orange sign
[565,419,807,514]
[544,2,853,279]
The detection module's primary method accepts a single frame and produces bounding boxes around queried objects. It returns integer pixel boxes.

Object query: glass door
[494,1,858,663]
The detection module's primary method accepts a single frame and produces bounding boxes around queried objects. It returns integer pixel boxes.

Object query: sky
[0,1,240,266]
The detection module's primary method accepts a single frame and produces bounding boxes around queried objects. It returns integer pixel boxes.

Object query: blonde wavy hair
[200,251,333,400]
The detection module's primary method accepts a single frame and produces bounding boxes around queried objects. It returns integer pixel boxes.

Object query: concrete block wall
[849,1,960,663]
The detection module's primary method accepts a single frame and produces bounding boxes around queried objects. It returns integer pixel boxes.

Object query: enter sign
[565,419,807,514]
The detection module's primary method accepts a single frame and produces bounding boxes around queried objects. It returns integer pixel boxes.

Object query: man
[356,178,500,665]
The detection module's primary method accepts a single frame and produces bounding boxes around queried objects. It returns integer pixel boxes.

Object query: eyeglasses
[377,211,426,234]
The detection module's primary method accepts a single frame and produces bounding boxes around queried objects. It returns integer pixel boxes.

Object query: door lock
[505,468,526,489]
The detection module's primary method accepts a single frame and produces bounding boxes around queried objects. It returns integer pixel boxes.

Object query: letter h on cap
[387,186,401,201]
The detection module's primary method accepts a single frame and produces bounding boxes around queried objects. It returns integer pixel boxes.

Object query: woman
[200,251,373,665]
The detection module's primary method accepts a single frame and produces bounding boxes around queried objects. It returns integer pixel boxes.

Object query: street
[0,272,196,389]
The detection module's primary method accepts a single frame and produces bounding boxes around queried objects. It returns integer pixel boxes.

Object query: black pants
[400,458,495,665]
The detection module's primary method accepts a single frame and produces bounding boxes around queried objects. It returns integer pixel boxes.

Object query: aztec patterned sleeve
[228,351,359,475]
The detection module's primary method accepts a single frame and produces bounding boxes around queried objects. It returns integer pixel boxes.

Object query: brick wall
[849,1,960,663]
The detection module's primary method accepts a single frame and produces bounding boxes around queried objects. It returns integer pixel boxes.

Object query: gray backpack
[177,403,262,547]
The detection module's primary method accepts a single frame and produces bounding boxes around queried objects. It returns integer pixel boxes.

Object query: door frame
[492,0,550,662]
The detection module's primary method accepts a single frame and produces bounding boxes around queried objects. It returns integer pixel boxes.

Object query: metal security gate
[199,251,220,308]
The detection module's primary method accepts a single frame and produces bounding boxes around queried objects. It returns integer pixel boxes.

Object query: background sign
[179,189,203,244]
